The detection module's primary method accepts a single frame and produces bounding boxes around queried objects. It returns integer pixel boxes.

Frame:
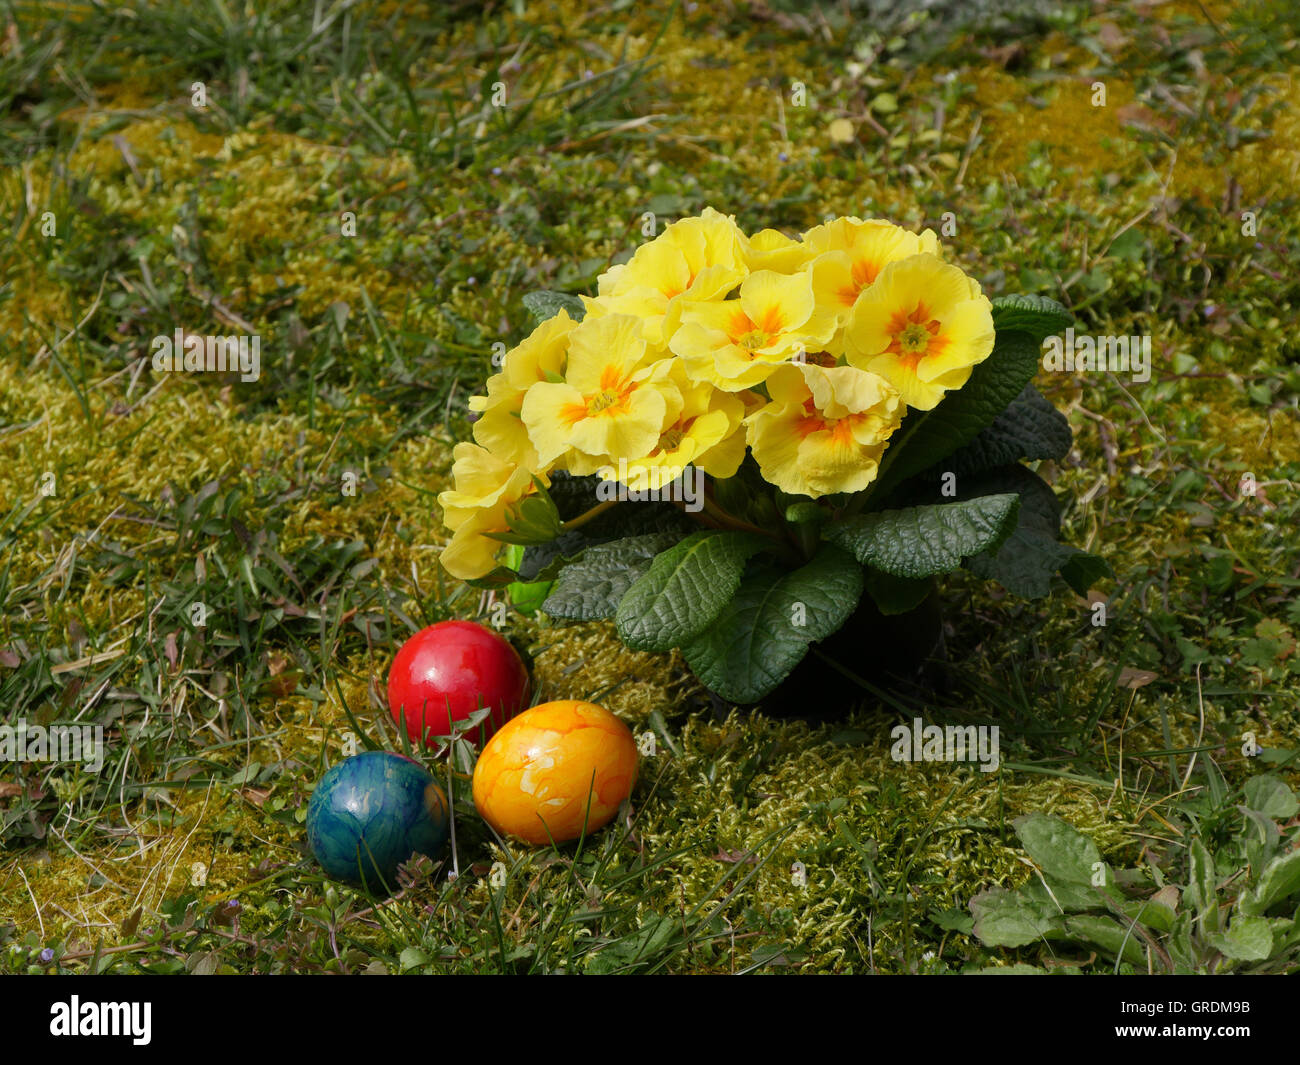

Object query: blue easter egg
[307,751,449,889]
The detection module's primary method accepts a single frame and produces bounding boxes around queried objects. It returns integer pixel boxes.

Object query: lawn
[1,0,1298,974]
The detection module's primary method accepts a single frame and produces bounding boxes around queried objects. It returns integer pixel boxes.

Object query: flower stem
[560,498,619,532]
[700,494,778,539]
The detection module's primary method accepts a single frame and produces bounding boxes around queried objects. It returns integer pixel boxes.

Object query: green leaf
[1013,812,1103,887]
[969,886,1057,948]
[522,290,586,324]
[1124,894,1178,934]
[1240,851,1300,916]
[941,384,1073,477]
[1208,914,1274,962]
[1242,774,1299,819]
[1186,838,1219,929]
[1024,874,1104,914]
[517,473,694,581]
[502,544,551,614]
[463,564,523,590]
[516,536,589,583]
[1240,806,1280,852]
[990,293,1073,343]
[584,916,679,974]
[680,546,864,704]
[506,577,551,614]
[1107,228,1148,262]
[872,330,1043,498]
[483,477,563,546]
[862,568,933,616]
[541,533,685,622]
[1274,915,1300,954]
[960,465,1111,597]
[615,531,769,652]
[1058,914,1146,965]
[1167,913,1199,972]
[930,908,975,934]
[825,495,1020,579]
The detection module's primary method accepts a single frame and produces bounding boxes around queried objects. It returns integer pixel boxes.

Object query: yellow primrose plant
[439,209,1110,705]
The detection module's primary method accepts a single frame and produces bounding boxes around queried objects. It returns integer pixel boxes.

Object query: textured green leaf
[1123,895,1178,934]
[873,331,1042,498]
[1242,774,1299,819]
[990,293,1073,342]
[1209,915,1274,961]
[1058,914,1145,965]
[681,546,864,704]
[969,886,1057,948]
[1024,874,1104,913]
[1186,838,1219,929]
[1167,913,1199,972]
[1013,812,1102,887]
[825,495,1020,579]
[615,531,769,652]
[517,535,588,583]
[1241,850,1300,916]
[522,290,586,324]
[541,533,685,622]
[959,465,1111,597]
[941,384,1073,477]
[518,472,694,581]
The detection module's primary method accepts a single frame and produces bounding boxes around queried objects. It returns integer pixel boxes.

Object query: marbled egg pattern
[472,700,638,845]
[307,751,449,887]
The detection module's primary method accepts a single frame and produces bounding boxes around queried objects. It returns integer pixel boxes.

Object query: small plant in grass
[435,210,1108,704]
[969,775,1300,973]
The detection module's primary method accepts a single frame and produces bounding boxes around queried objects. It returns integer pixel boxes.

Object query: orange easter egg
[471,700,639,845]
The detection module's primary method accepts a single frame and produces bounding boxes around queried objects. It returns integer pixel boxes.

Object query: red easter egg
[387,621,530,746]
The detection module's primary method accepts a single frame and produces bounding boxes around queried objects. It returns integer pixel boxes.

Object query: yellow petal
[520,381,588,466]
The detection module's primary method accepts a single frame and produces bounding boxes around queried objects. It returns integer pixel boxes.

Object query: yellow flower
[670,269,836,391]
[745,363,903,498]
[741,228,811,273]
[589,206,748,345]
[600,370,747,490]
[843,253,995,410]
[469,310,578,467]
[437,443,543,580]
[519,314,681,469]
[805,217,942,350]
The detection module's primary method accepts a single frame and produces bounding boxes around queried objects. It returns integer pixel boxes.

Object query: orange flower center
[836,257,882,307]
[885,302,947,371]
[587,388,622,413]
[796,400,861,447]
[796,397,827,438]
[898,323,932,352]
[728,304,787,353]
